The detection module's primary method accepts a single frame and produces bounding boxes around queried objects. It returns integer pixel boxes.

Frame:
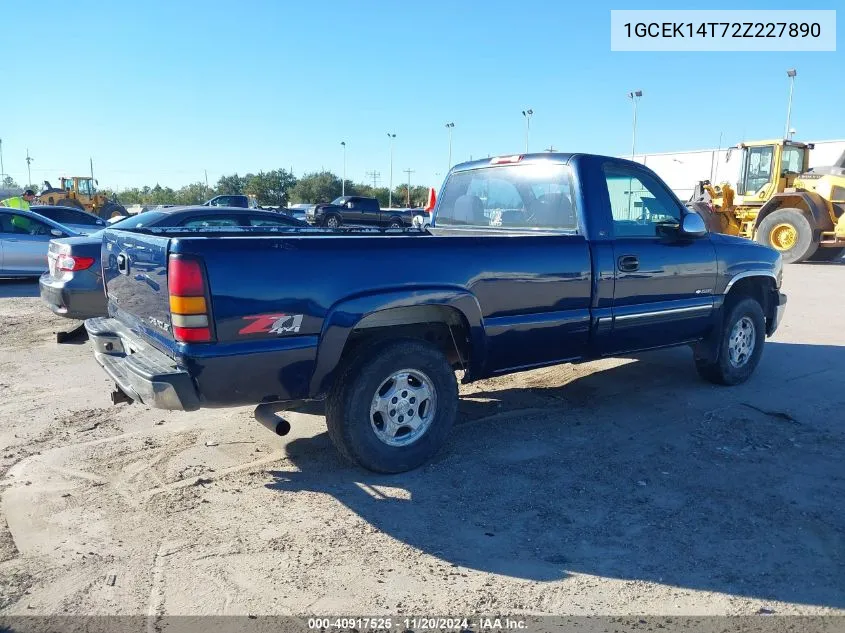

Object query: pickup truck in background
[202,194,257,209]
[85,152,786,473]
[306,196,415,228]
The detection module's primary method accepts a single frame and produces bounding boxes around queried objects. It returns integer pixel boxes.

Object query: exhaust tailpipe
[254,402,302,436]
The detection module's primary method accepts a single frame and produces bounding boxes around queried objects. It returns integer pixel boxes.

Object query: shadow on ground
[266,342,845,607]
[0,279,39,298]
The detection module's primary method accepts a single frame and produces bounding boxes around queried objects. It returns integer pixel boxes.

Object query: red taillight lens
[491,154,523,164]
[173,326,211,342]
[56,254,95,271]
[168,255,212,343]
[168,257,205,296]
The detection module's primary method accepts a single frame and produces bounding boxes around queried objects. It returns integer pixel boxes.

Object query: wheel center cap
[396,400,410,415]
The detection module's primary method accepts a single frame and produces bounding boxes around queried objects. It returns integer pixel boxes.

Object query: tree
[1,176,19,190]
[289,171,343,204]
[244,169,297,206]
[392,184,429,207]
[216,173,246,195]
[174,182,209,206]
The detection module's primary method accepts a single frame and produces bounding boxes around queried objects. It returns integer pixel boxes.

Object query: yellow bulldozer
[38,176,127,220]
[690,139,845,263]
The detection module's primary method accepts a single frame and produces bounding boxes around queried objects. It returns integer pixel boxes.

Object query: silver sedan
[0,208,80,277]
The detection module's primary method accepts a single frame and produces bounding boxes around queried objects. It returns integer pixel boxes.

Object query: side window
[347,200,358,210]
[365,199,379,212]
[181,216,239,228]
[604,166,682,238]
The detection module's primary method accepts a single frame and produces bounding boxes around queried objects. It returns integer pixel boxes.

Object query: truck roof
[451,152,577,173]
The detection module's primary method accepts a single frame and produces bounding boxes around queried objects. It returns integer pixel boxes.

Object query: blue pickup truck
[85,153,786,472]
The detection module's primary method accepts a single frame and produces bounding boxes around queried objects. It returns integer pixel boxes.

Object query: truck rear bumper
[85,317,200,411]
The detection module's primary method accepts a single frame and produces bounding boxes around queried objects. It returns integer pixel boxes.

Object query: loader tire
[755,208,817,264]
[55,197,85,211]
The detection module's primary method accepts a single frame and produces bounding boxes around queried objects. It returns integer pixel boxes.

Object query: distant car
[307,196,415,228]
[39,206,307,320]
[0,209,81,277]
[30,205,107,235]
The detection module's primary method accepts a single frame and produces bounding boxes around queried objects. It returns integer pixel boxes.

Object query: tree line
[102,170,432,209]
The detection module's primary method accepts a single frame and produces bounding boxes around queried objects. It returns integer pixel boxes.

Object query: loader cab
[59,177,97,197]
[735,140,810,202]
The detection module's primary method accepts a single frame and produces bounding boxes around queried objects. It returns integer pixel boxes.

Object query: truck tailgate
[102,229,175,350]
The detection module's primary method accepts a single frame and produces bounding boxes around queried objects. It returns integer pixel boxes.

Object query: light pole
[0,138,4,184]
[785,68,797,139]
[387,132,396,207]
[521,109,533,153]
[628,90,642,160]
[445,122,455,171]
[25,149,34,188]
[340,141,347,196]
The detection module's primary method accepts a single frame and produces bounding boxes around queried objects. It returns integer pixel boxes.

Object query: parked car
[83,152,785,473]
[0,209,81,277]
[202,195,256,209]
[39,206,306,320]
[285,203,313,222]
[306,196,415,228]
[30,205,107,234]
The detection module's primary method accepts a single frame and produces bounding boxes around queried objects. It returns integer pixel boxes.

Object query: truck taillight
[168,256,212,343]
[491,154,523,164]
[56,254,95,271]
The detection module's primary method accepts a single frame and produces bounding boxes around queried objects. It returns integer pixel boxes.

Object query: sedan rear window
[110,211,170,228]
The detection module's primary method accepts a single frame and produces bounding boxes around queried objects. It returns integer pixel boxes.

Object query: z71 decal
[239,313,304,335]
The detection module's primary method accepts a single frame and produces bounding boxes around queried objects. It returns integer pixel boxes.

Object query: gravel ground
[0,262,843,617]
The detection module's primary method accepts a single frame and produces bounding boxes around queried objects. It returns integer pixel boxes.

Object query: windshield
[434,163,578,231]
[330,197,350,205]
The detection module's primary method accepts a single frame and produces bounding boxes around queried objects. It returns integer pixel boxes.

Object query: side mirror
[50,229,64,237]
[681,211,707,237]
[412,215,425,228]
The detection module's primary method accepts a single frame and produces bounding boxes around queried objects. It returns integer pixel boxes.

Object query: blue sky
[2,0,843,192]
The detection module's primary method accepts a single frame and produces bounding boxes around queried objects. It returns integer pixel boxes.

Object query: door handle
[617,255,639,272]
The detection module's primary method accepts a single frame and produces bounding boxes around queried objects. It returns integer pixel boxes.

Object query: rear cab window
[435,162,578,232]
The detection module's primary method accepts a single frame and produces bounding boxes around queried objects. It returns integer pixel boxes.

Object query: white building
[629,139,845,201]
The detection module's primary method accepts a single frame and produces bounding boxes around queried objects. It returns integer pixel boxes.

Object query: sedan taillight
[56,254,95,271]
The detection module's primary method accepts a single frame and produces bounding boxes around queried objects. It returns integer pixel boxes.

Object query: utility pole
[445,122,455,172]
[90,157,95,184]
[521,109,533,153]
[0,138,5,184]
[25,149,34,188]
[628,90,642,160]
[366,170,380,188]
[387,132,396,207]
[403,168,415,207]
[785,68,797,139]
[545,145,556,152]
[340,141,347,196]
[204,170,209,198]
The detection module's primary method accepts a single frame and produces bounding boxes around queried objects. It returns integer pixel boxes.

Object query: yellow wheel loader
[38,176,127,220]
[691,140,845,263]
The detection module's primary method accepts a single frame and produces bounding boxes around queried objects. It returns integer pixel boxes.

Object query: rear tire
[807,247,844,262]
[325,339,458,473]
[695,297,766,386]
[99,201,127,220]
[56,197,85,211]
[755,208,818,264]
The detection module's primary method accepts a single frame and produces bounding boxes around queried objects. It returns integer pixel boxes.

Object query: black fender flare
[308,287,486,397]
[754,191,834,233]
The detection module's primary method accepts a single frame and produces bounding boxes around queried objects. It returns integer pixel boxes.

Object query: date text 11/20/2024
[307,617,528,630]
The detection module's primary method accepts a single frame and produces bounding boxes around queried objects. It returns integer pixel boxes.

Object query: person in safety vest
[0,189,36,210]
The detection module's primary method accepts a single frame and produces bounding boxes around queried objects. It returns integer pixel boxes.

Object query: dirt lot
[0,263,843,617]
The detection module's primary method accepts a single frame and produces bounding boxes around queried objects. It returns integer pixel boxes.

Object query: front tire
[326,339,458,473]
[325,215,340,229]
[695,297,766,386]
[755,208,818,264]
